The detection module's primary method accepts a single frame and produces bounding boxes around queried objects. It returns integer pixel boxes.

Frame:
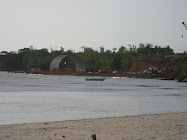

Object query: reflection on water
[0,72,186,125]
[159,88,180,90]
[139,85,160,87]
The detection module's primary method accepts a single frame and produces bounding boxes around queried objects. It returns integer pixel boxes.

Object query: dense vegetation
[167,55,187,79]
[0,43,185,77]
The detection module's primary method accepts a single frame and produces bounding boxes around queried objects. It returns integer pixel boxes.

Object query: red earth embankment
[130,60,169,72]
[127,60,171,79]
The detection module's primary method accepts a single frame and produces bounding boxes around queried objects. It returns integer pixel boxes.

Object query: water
[0,71,186,125]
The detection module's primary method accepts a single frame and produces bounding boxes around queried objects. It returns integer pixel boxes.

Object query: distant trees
[0,54,23,71]
[168,55,187,78]
[0,43,176,72]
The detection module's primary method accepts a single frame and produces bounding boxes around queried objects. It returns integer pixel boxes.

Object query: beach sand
[0,112,186,140]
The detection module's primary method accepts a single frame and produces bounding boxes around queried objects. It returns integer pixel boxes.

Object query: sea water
[0,71,186,125]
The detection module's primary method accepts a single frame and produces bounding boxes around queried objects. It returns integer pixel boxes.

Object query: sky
[0,0,187,53]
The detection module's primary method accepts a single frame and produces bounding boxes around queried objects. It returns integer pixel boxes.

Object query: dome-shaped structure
[50,55,86,71]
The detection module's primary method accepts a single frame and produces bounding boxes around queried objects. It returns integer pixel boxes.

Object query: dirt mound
[130,60,169,72]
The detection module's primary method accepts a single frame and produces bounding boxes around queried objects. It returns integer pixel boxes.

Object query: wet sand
[0,112,186,140]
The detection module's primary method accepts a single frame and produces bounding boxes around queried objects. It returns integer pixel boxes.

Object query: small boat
[85,78,106,81]
[157,78,174,80]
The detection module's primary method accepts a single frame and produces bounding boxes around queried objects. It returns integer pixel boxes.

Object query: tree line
[0,43,177,72]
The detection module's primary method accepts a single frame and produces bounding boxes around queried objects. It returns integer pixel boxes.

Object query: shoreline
[1,112,187,140]
[10,70,128,77]
[10,70,187,82]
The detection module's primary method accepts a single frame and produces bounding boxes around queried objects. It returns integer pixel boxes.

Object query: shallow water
[0,72,186,125]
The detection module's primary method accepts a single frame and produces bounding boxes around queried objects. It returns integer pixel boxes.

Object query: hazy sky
[1,0,187,53]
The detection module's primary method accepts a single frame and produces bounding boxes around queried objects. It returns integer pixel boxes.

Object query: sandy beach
[0,112,186,140]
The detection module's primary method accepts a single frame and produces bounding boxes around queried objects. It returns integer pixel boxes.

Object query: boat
[85,78,106,81]
[157,78,174,80]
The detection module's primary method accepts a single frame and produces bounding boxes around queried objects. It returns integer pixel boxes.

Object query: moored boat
[85,78,106,81]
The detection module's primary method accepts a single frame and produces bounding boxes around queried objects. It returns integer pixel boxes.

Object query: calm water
[0,71,186,125]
